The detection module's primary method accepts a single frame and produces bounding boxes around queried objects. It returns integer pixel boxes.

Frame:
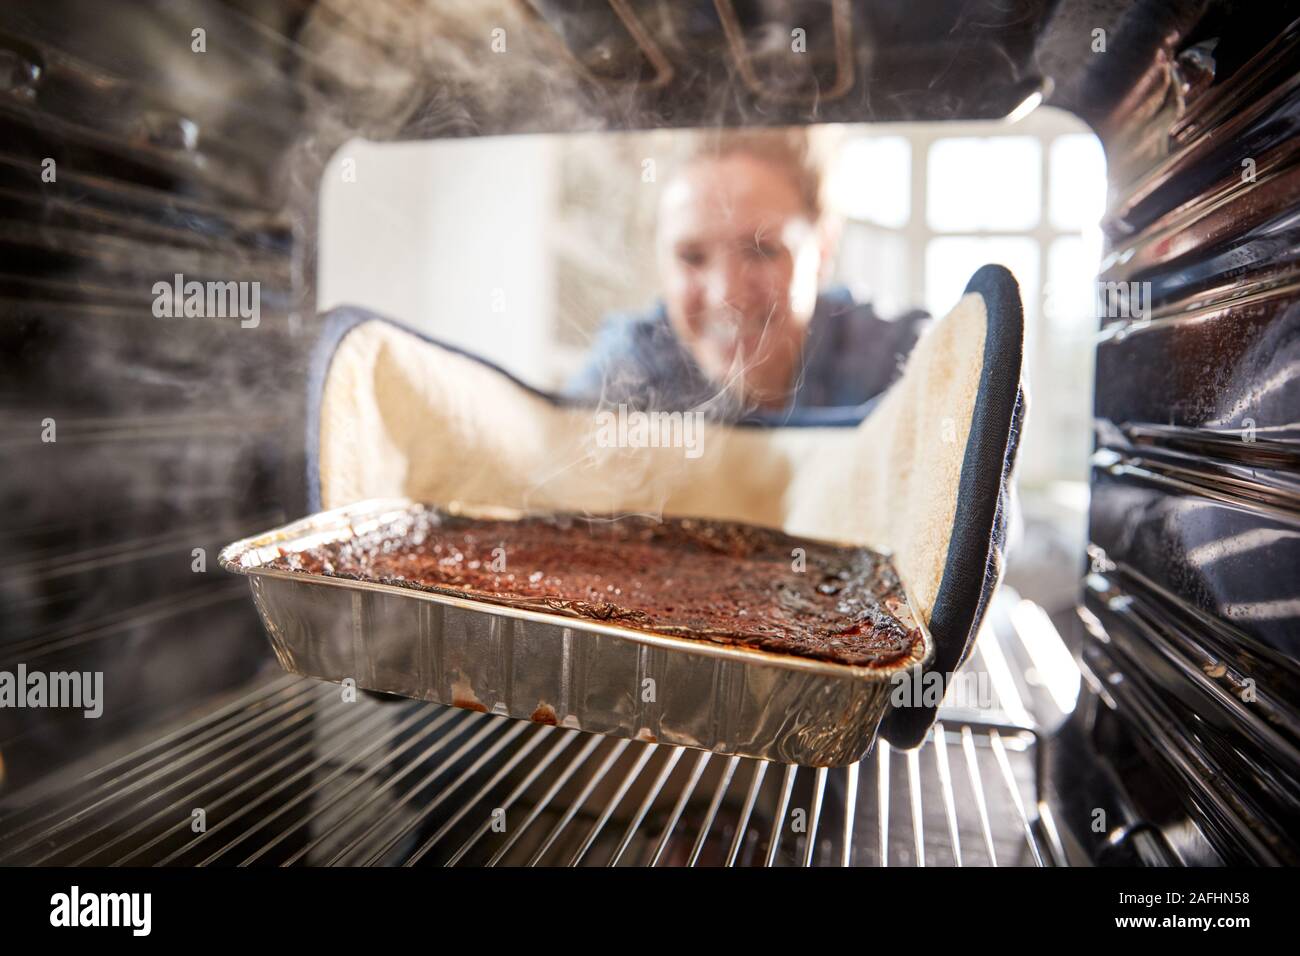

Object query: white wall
[318,135,559,385]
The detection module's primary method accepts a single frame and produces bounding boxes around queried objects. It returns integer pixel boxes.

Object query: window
[1049,134,1107,230]
[926,136,1041,232]
[830,110,1106,488]
[828,135,910,228]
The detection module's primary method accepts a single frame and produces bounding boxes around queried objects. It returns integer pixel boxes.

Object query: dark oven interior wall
[0,1,325,789]
[0,0,484,791]
[1060,11,1300,865]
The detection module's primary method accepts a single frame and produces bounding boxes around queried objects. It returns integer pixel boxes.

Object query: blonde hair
[681,126,839,221]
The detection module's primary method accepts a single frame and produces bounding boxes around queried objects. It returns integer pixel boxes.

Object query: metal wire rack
[0,671,1063,867]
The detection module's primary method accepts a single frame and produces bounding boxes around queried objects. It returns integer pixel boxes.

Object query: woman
[565,128,928,422]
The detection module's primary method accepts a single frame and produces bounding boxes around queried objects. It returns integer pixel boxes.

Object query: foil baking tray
[219,499,933,766]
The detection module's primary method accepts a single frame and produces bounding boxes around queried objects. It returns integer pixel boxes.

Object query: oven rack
[0,673,1062,867]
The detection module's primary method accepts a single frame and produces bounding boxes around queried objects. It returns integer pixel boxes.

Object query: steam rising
[289,1,868,523]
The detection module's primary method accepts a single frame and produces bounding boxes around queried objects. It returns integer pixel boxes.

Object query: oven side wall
[1052,11,1300,866]
[0,2,316,787]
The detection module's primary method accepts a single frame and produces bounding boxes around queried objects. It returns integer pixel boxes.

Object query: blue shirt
[563,287,929,425]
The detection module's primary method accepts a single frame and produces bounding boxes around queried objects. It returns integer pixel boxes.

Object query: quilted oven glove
[306,264,1025,750]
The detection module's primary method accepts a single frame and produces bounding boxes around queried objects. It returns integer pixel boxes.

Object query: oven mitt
[307,264,1025,751]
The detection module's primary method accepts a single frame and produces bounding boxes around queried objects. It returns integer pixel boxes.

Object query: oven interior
[1,0,1298,866]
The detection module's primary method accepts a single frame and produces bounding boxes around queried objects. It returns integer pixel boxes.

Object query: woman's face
[655,153,826,406]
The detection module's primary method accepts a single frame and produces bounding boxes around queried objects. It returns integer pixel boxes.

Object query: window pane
[1049,134,1106,230]
[834,224,910,317]
[924,236,1039,320]
[1044,232,1103,329]
[828,135,910,227]
[927,137,1041,231]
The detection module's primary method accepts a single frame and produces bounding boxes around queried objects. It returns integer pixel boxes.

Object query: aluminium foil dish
[220,499,932,766]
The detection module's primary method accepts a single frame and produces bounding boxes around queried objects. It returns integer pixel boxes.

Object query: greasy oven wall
[1047,15,1300,865]
[0,2,320,787]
